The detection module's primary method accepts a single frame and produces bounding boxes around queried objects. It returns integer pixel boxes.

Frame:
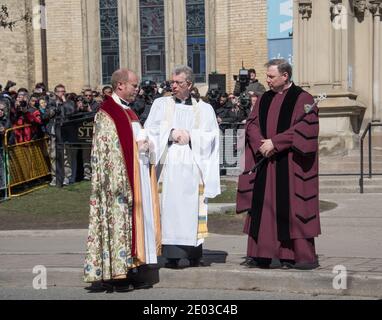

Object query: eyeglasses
[170,80,188,86]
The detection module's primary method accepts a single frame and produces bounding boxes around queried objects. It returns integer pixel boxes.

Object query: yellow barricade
[4,125,51,197]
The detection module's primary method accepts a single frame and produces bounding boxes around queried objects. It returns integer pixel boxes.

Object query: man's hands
[259,139,276,158]
[137,139,150,153]
[171,129,190,145]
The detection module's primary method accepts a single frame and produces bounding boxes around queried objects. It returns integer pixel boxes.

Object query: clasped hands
[137,139,150,154]
[259,139,276,158]
[171,129,190,145]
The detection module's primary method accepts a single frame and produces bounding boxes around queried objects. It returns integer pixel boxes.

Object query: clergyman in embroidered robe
[84,69,161,284]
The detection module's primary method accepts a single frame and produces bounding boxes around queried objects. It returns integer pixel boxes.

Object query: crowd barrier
[1,125,51,200]
[219,122,245,172]
[0,120,245,201]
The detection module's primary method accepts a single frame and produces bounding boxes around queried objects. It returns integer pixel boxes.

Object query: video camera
[238,92,250,110]
[206,83,221,109]
[4,80,16,92]
[233,65,250,95]
[158,81,172,95]
[140,80,156,97]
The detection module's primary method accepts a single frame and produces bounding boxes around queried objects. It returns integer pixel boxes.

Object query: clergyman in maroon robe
[236,59,320,270]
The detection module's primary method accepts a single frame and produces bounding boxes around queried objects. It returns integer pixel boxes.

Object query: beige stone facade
[1,0,268,95]
[293,0,382,155]
[2,0,381,155]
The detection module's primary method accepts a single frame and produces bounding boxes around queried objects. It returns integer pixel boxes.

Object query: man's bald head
[111,68,139,103]
[111,69,136,90]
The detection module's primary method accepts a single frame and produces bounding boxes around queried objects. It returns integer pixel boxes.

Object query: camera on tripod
[140,80,156,98]
[233,62,250,95]
[206,83,221,109]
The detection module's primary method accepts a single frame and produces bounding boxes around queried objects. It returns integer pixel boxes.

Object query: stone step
[320,185,382,193]
[319,176,382,186]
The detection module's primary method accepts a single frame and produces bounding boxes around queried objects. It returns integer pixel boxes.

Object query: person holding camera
[233,68,266,97]
[0,99,11,190]
[45,84,75,187]
[83,88,100,112]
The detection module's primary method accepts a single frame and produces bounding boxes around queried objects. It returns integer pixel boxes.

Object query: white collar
[112,92,130,109]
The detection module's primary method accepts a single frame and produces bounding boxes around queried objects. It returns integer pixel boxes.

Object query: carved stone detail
[330,0,343,21]
[368,0,382,17]
[298,0,313,20]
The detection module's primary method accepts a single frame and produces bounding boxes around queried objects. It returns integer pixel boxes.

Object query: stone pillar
[205,0,216,75]
[81,0,101,88]
[369,0,382,122]
[330,0,344,88]
[165,0,187,77]
[119,0,141,75]
[297,0,312,88]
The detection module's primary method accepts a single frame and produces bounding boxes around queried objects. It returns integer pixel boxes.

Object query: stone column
[298,0,312,88]
[119,0,141,75]
[205,0,216,75]
[369,0,382,122]
[330,0,344,88]
[81,0,101,88]
[165,0,187,77]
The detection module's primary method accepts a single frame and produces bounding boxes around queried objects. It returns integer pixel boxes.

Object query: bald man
[84,69,161,292]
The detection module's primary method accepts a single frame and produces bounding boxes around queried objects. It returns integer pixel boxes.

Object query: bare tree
[0,4,31,31]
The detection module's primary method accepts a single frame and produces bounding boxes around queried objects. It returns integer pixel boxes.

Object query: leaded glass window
[139,0,166,82]
[186,0,206,83]
[100,0,120,84]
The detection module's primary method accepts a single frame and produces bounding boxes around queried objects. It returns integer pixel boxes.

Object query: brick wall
[0,0,34,91]
[45,0,85,93]
[215,0,268,93]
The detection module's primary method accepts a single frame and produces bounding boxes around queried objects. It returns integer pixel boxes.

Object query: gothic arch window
[186,0,206,83]
[139,0,166,82]
[100,0,120,84]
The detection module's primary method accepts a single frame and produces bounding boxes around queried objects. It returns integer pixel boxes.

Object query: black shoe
[112,280,135,293]
[240,257,254,266]
[189,258,209,267]
[85,281,114,293]
[283,260,319,270]
[164,259,181,269]
[130,280,153,290]
[246,258,281,269]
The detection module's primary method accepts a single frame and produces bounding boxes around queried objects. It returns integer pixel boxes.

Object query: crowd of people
[0,69,266,188]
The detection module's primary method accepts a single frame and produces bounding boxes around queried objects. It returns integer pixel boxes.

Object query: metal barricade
[55,113,95,187]
[219,122,246,173]
[0,141,7,202]
[3,125,51,198]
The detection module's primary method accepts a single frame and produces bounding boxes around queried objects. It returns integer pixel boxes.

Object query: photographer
[233,68,266,97]
[135,80,159,125]
[45,84,75,187]
[82,88,100,112]
[206,85,221,111]
[0,99,11,191]
[158,80,172,97]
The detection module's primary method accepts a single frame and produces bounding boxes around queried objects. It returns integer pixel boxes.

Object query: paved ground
[0,193,382,299]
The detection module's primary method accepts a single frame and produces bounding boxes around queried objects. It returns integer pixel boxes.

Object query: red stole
[99,96,139,255]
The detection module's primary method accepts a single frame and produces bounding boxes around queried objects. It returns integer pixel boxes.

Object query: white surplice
[112,93,157,264]
[144,96,221,247]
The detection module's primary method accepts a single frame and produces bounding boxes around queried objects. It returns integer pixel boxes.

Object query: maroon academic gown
[236,83,320,263]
